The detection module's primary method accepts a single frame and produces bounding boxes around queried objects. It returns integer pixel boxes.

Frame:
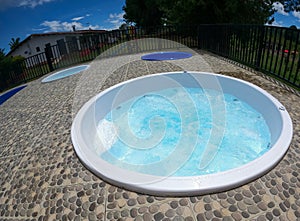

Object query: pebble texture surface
[0,49,299,220]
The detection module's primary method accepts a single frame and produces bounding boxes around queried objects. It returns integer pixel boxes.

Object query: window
[36,47,40,52]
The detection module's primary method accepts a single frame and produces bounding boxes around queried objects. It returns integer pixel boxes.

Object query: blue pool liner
[0,85,27,105]
[141,51,192,61]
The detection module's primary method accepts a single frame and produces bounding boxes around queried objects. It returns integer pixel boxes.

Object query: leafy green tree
[0,49,5,58]
[119,23,128,30]
[123,0,300,26]
[283,0,300,12]
[9,37,21,50]
[123,0,163,27]
[0,54,24,91]
[157,0,275,25]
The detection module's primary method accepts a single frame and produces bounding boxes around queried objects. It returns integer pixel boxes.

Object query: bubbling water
[97,87,271,176]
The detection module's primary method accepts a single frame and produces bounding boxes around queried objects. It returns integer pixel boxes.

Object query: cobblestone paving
[0,50,299,220]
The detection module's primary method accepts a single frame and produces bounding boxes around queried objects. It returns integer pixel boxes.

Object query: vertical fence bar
[295,50,300,84]
[241,26,247,63]
[249,26,257,66]
[268,27,278,73]
[288,31,299,82]
[35,54,43,78]
[255,25,265,70]
[233,27,239,60]
[260,26,268,70]
[273,28,283,75]
[278,29,288,78]
[28,57,36,78]
[264,26,273,71]
[240,26,246,63]
[245,25,252,64]
[45,44,54,72]
[228,26,234,59]
[238,27,243,62]
[283,29,294,80]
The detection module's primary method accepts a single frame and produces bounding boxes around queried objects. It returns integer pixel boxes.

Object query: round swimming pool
[71,72,293,196]
[42,65,89,83]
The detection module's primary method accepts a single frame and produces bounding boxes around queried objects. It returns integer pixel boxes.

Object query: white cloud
[62,21,85,31]
[40,20,101,32]
[20,0,55,8]
[107,12,125,29]
[41,20,62,32]
[72,16,85,21]
[266,20,283,27]
[0,0,55,9]
[32,27,48,31]
[292,11,300,21]
[273,2,289,16]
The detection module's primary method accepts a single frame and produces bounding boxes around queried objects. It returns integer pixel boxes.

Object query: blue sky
[1,1,300,54]
[271,2,300,27]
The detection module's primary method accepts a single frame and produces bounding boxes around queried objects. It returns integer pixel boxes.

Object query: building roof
[7,29,107,56]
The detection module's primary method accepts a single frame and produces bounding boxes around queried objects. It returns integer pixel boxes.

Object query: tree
[123,0,300,26]
[0,49,5,59]
[9,37,21,50]
[123,0,163,27]
[119,23,128,30]
[283,0,300,12]
[158,0,276,25]
[0,53,25,91]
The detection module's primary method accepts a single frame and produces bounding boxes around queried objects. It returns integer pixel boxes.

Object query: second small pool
[42,65,89,83]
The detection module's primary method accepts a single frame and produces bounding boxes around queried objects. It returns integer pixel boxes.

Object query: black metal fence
[1,24,300,92]
[198,24,300,88]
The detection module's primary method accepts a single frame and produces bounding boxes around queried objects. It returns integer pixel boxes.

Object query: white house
[7,30,107,59]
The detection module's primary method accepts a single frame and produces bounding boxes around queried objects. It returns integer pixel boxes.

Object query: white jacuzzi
[71,72,293,196]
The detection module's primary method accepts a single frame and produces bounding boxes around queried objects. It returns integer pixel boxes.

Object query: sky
[271,2,300,27]
[1,1,300,54]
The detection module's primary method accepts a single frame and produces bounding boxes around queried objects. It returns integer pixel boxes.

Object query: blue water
[98,87,271,176]
[42,65,89,82]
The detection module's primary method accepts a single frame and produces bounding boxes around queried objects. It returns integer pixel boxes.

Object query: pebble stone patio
[0,49,299,221]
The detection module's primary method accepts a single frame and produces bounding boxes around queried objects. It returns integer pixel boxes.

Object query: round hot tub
[71,72,293,196]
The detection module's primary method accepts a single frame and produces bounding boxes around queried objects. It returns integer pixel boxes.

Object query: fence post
[255,25,265,70]
[45,45,54,72]
[197,25,201,49]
